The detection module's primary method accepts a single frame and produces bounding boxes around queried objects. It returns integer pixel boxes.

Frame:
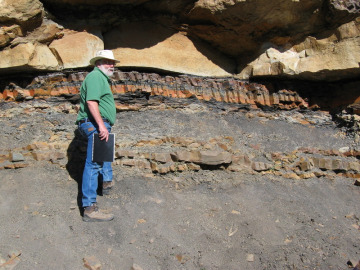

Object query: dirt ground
[0,104,359,270]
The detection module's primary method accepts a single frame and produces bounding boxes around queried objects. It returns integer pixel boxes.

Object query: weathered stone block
[252,162,272,172]
[177,164,187,171]
[346,172,360,179]
[169,163,177,172]
[316,158,333,170]
[171,151,200,163]
[139,152,151,159]
[188,142,202,149]
[332,159,345,171]
[232,154,251,166]
[0,161,13,170]
[151,153,172,164]
[11,152,25,162]
[298,172,316,179]
[312,157,320,167]
[122,159,136,167]
[314,171,327,178]
[150,161,158,172]
[227,164,252,172]
[50,31,103,69]
[299,158,314,171]
[158,166,171,174]
[135,139,164,146]
[138,160,151,170]
[32,151,51,161]
[196,150,232,166]
[173,137,195,146]
[348,161,360,172]
[282,172,301,180]
[13,162,29,168]
[27,142,49,151]
[187,163,201,171]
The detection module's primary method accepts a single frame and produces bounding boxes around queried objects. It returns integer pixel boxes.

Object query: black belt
[79,118,110,125]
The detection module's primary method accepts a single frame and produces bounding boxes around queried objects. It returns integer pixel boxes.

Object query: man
[76,50,119,222]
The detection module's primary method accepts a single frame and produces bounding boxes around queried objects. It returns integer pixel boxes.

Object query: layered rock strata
[2,70,360,114]
[1,107,359,183]
[0,72,359,183]
[0,70,315,112]
[1,70,359,140]
[0,0,359,81]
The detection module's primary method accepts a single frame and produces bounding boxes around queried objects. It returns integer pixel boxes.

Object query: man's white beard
[99,66,114,77]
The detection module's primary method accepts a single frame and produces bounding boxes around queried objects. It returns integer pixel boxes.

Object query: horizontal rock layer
[1,70,359,114]
[0,70,310,111]
[2,125,360,182]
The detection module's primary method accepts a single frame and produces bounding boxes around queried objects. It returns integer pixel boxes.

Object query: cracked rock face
[0,0,359,81]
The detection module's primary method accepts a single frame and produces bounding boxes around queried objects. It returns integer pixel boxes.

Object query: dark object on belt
[79,118,110,125]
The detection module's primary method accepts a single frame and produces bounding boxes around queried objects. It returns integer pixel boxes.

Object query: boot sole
[82,216,114,222]
[102,188,112,195]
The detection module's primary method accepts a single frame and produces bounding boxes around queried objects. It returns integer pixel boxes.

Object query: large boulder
[0,0,43,32]
[104,21,235,77]
[238,19,360,80]
[186,0,359,57]
[0,43,58,72]
[172,150,232,166]
[0,25,22,48]
[49,30,104,69]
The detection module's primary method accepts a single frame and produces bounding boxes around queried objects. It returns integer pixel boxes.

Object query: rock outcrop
[0,0,359,81]
[0,70,310,112]
[240,19,360,81]
[0,0,360,175]
[1,97,359,184]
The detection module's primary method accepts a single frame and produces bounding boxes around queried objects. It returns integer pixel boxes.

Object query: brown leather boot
[102,181,114,195]
[83,203,114,222]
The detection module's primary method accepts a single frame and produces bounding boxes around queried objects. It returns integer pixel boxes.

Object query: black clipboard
[92,133,115,162]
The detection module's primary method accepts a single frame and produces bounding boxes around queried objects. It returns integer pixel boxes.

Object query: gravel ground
[0,164,359,270]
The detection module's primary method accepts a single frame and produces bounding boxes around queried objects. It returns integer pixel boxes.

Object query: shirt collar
[94,66,111,81]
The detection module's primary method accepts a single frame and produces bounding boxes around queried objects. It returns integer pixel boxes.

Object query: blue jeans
[78,120,113,207]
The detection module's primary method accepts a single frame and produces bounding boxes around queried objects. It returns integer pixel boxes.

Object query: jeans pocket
[79,122,97,138]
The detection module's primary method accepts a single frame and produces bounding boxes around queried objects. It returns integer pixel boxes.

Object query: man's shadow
[66,129,86,215]
[66,129,106,216]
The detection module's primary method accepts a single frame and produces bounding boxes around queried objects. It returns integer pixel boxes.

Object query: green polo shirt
[76,67,116,125]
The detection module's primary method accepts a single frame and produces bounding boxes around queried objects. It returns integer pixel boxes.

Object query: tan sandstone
[238,19,360,80]
[0,0,359,81]
[0,0,43,30]
[104,21,235,77]
[49,30,104,69]
[0,43,58,72]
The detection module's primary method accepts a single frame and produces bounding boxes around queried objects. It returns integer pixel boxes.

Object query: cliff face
[1,0,360,119]
[0,0,359,119]
[0,0,359,80]
[1,3,360,268]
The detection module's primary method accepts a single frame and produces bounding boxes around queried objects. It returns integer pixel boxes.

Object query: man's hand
[98,123,109,141]
[87,100,109,141]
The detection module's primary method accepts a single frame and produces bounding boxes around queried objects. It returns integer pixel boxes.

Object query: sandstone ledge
[0,0,359,81]
[1,133,360,183]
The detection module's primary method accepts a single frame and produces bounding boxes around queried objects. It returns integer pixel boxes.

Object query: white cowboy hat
[89,50,120,66]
